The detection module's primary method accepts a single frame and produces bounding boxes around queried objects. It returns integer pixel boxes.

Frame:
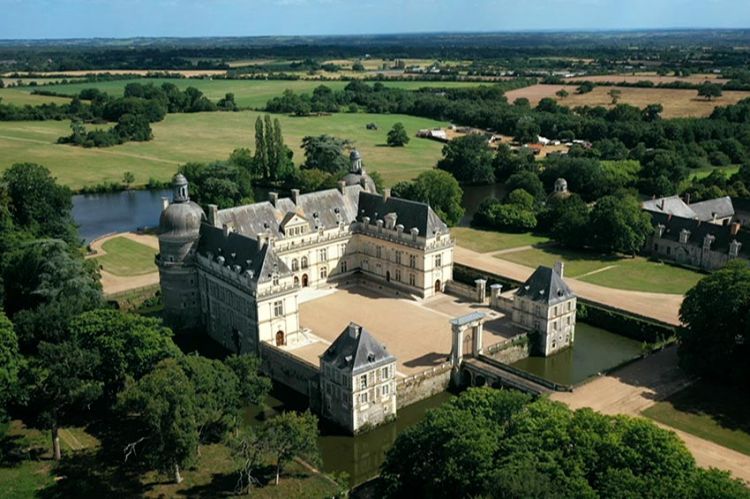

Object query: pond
[459,182,506,226]
[510,322,644,386]
[245,384,454,487]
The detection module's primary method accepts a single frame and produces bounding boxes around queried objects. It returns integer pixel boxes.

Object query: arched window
[320,267,328,279]
[291,258,299,271]
[301,256,308,269]
[294,276,300,287]
[276,330,285,346]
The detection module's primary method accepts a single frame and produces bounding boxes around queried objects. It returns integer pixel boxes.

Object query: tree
[254,116,268,180]
[679,261,750,388]
[436,134,495,184]
[301,135,352,174]
[379,387,747,499]
[271,118,294,181]
[513,116,540,144]
[505,171,545,200]
[642,103,663,122]
[698,82,723,101]
[547,194,591,249]
[576,81,595,94]
[117,358,200,484]
[608,88,622,104]
[352,61,365,72]
[391,170,465,226]
[217,92,237,111]
[2,163,78,245]
[589,194,653,254]
[555,89,569,99]
[122,171,135,188]
[4,239,103,351]
[264,411,320,485]
[229,426,268,494]
[0,312,20,425]
[264,114,277,180]
[24,341,103,460]
[69,309,180,404]
[386,122,410,147]
[179,162,254,209]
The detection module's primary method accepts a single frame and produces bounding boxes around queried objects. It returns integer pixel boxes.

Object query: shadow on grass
[0,432,46,467]
[663,380,750,435]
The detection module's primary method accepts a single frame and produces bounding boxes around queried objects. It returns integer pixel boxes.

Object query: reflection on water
[510,322,643,385]
[245,384,454,486]
[460,183,506,226]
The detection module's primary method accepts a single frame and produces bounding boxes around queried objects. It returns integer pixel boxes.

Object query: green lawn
[95,237,157,276]
[496,246,703,294]
[452,227,551,253]
[0,111,448,190]
[689,165,740,180]
[642,381,750,457]
[31,77,486,109]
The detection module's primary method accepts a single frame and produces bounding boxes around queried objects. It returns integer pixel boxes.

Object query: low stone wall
[445,280,477,301]
[484,333,530,364]
[259,342,322,412]
[396,363,452,410]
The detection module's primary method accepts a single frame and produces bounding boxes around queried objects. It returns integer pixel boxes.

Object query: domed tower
[157,174,205,331]
[342,149,378,193]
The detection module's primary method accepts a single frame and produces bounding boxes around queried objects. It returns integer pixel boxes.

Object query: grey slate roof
[356,192,448,237]
[689,196,735,222]
[215,185,362,239]
[642,196,697,219]
[196,224,291,283]
[320,323,395,375]
[516,266,574,305]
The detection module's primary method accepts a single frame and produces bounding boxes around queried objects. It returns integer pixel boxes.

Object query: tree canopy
[391,169,465,226]
[437,134,495,185]
[301,134,352,174]
[386,122,410,147]
[178,161,254,209]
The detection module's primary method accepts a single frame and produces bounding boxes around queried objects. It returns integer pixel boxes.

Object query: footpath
[87,232,160,296]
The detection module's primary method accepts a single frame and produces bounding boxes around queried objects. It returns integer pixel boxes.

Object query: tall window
[319,248,327,261]
[381,366,390,380]
[301,256,308,269]
[395,251,402,264]
[435,254,442,267]
[340,260,348,273]
[376,246,382,259]
[382,384,390,396]
[395,269,401,282]
[409,273,416,286]
[273,300,283,317]
[409,255,416,268]
[320,266,327,279]
[291,259,299,271]
[360,375,368,390]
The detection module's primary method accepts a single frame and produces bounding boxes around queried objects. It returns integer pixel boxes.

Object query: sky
[0,0,748,39]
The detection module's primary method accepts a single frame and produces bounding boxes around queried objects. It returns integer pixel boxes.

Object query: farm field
[27,77,489,109]
[563,73,727,85]
[496,245,703,294]
[504,84,749,118]
[0,111,448,189]
[0,87,72,105]
[642,381,750,457]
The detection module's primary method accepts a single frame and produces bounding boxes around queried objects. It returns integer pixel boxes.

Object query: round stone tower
[342,149,377,193]
[157,173,205,331]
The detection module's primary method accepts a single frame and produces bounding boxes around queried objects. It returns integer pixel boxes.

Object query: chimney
[553,261,564,278]
[256,233,267,248]
[161,197,169,211]
[269,192,278,207]
[731,222,741,236]
[208,204,218,227]
[383,188,391,200]
[337,180,346,194]
[348,323,360,338]
[291,189,300,204]
[222,224,231,238]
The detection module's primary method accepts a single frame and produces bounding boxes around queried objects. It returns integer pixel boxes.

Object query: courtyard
[288,284,520,376]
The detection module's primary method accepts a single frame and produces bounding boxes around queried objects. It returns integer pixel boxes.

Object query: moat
[245,322,642,487]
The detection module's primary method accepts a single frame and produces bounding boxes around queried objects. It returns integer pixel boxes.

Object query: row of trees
[379,388,749,498]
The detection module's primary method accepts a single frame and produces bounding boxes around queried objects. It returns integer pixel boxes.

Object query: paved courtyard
[289,285,518,376]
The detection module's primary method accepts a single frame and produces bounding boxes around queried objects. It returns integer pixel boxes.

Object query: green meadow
[0,111,449,189]
[0,87,72,105]
[22,77,487,109]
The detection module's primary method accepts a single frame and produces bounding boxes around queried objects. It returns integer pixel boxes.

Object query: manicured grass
[642,381,750,457]
[0,87,71,105]
[689,165,740,180]
[496,245,703,294]
[452,227,551,253]
[0,111,449,189]
[95,237,158,276]
[37,77,487,109]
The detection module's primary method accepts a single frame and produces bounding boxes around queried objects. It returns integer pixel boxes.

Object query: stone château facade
[156,151,454,355]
